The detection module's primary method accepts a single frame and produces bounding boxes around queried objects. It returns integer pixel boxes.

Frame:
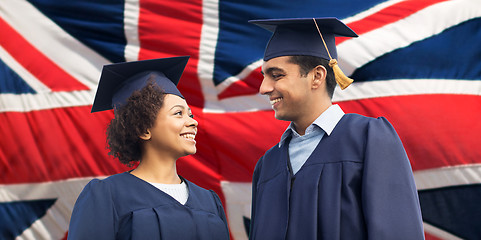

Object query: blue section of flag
[213,0,387,86]
[0,59,36,94]
[419,184,481,239]
[27,0,127,63]
[352,17,481,82]
[0,199,56,239]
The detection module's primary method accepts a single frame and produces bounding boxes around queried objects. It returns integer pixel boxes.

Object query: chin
[274,111,292,122]
[184,147,197,156]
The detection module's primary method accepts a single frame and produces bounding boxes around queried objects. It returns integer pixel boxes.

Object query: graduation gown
[250,114,424,240]
[68,172,229,240]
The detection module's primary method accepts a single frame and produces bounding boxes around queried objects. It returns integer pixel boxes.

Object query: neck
[293,101,332,136]
[131,148,181,184]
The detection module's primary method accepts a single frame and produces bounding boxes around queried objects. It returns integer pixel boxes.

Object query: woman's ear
[139,129,151,141]
[311,65,327,89]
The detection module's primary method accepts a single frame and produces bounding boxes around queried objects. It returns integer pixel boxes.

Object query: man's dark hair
[288,55,336,99]
[106,80,165,166]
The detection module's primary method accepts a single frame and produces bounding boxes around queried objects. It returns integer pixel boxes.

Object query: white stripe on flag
[414,164,481,191]
[198,0,221,105]
[0,90,96,112]
[124,0,140,62]
[220,181,251,240]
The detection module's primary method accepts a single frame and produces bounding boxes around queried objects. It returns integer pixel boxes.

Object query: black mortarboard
[249,17,357,61]
[249,18,358,89]
[91,56,189,113]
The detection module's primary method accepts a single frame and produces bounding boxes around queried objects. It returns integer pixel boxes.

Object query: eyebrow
[261,66,286,76]
[170,105,185,111]
[170,105,192,113]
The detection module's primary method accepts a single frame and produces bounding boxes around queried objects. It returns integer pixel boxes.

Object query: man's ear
[139,129,151,141]
[311,65,327,89]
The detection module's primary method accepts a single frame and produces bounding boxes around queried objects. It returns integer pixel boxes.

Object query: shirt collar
[279,104,345,147]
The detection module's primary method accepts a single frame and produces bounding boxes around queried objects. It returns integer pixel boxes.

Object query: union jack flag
[1,0,480,239]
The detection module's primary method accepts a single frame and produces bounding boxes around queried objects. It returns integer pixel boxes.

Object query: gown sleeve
[68,179,117,240]
[362,117,425,240]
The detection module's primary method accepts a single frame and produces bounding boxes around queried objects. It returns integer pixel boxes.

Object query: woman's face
[146,94,198,159]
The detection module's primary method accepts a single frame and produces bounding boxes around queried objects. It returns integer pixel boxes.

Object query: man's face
[260,56,312,122]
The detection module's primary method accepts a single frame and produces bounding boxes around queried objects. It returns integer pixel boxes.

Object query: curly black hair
[288,55,336,99]
[106,80,166,166]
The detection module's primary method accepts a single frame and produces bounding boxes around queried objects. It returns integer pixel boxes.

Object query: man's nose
[259,77,273,95]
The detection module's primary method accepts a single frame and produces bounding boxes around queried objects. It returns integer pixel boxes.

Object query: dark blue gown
[68,172,229,239]
[250,114,424,240]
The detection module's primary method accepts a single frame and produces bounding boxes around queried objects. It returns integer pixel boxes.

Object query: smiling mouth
[270,98,282,105]
[181,133,196,142]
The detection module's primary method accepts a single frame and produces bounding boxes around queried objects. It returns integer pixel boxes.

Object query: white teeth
[270,98,282,105]
[181,134,195,140]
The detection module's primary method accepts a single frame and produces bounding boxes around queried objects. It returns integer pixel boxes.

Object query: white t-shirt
[149,181,189,205]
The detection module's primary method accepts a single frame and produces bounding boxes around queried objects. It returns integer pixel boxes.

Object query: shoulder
[84,172,127,191]
[77,172,134,204]
[339,113,374,129]
[76,174,119,204]
[342,113,394,128]
[342,114,401,142]
[339,114,405,155]
[336,113,398,137]
[81,177,111,197]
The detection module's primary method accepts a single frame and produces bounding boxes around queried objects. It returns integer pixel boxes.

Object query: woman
[68,56,230,239]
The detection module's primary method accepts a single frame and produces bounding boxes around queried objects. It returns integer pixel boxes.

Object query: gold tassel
[329,59,353,90]
[313,18,353,90]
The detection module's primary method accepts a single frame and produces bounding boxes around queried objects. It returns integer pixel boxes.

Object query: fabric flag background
[1,0,480,239]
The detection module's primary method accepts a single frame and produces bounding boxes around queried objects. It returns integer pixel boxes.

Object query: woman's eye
[189,114,195,119]
[174,111,182,116]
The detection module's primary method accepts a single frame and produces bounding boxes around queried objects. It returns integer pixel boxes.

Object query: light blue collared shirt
[279,104,345,175]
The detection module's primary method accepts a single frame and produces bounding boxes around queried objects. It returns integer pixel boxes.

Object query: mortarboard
[91,56,189,113]
[249,17,358,89]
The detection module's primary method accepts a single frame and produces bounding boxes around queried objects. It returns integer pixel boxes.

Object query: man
[249,18,424,240]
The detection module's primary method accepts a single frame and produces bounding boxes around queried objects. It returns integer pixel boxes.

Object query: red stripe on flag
[0,18,89,92]
[137,0,205,108]
[425,233,444,240]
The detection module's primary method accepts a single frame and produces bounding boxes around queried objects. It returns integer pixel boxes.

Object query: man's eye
[272,74,284,79]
